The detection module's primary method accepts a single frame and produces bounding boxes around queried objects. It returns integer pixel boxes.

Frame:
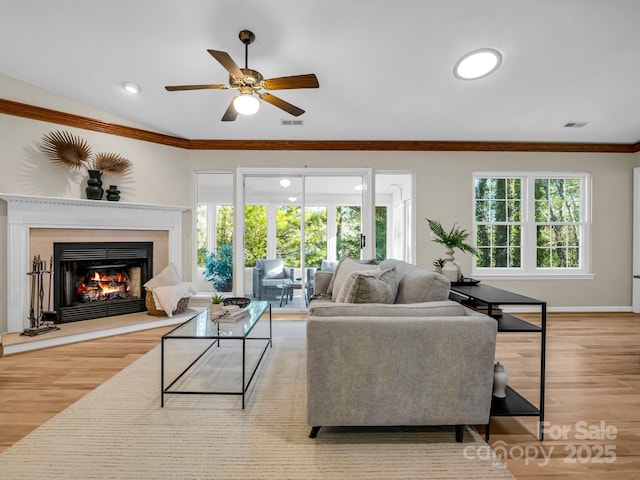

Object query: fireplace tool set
[22,255,60,336]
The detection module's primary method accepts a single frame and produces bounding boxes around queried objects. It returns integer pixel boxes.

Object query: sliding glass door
[238,168,372,309]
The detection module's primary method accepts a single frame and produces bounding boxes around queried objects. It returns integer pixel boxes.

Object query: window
[473,172,591,277]
[375,206,387,261]
[196,172,234,293]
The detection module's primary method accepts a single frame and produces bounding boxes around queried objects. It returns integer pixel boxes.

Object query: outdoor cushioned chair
[305,260,338,300]
[252,258,295,300]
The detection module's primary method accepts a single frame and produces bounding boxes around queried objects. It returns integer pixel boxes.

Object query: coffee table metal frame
[160,301,271,408]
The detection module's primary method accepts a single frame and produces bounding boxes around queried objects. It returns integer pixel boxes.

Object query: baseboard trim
[502,305,633,313]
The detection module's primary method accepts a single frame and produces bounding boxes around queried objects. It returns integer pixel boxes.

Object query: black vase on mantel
[106,185,121,202]
[85,169,104,200]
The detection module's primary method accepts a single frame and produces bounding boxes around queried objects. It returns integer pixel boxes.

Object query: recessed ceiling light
[288,196,297,202]
[122,82,141,94]
[354,184,363,191]
[454,48,502,80]
[280,179,291,188]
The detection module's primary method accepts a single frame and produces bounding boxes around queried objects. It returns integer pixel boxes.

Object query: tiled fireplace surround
[0,194,190,351]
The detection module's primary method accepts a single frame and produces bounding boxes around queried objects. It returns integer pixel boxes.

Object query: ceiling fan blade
[263,74,319,90]
[207,49,245,79]
[165,84,228,91]
[221,100,238,122]
[259,93,305,117]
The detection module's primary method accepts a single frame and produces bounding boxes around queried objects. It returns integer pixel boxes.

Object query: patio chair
[252,259,295,300]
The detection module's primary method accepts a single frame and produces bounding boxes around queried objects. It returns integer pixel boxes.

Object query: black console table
[449,283,546,440]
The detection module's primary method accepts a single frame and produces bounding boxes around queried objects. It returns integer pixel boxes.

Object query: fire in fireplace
[54,242,153,323]
[77,269,133,303]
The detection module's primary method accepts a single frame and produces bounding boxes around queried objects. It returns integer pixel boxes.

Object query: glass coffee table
[161,300,271,408]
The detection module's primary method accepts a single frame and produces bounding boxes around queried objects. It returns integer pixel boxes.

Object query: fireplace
[54,242,153,323]
[1,194,188,337]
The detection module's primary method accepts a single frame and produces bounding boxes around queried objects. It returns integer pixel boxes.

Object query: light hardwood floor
[0,312,638,479]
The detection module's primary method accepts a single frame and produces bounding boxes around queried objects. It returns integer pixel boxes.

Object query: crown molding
[0,98,189,148]
[1,98,637,153]
[187,139,635,153]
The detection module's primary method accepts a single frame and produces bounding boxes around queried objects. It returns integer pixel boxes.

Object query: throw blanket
[151,282,193,317]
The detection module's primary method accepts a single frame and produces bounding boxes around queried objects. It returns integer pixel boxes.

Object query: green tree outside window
[474,174,584,272]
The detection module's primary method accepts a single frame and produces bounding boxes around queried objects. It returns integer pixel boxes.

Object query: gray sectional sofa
[306,258,497,441]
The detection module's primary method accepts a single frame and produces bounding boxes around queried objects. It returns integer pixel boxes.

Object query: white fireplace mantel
[0,193,190,334]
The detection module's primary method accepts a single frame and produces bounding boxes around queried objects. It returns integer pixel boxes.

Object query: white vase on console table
[493,362,509,398]
[441,247,460,282]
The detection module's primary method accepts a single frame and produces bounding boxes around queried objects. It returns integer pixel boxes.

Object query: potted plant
[432,258,445,274]
[426,218,476,282]
[203,244,233,292]
[210,293,224,315]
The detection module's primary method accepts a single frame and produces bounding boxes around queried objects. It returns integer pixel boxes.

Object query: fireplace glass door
[54,242,153,323]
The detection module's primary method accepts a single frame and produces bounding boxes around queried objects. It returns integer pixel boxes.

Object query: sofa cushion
[336,267,398,304]
[308,300,467,317]
[328,257,378,301]
[396,267,450,303]
[378,258,418,283]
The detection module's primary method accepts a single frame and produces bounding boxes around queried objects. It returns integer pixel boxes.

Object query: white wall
[187,150,638,310]
[1,73,639,312]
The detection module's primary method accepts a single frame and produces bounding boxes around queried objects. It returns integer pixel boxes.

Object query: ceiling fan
[165,30,319,121]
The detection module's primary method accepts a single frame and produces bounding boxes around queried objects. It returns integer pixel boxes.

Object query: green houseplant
[211,294,224,304]
[203,243,233,292]
[426,219,476,282]
[432,258,446,274]
[210,293,225,315]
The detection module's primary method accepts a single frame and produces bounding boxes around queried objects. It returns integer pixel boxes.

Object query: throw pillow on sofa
[334,267,378,303]
[336,266,398,304]
[394,267,450,303]
[327,257,378,301]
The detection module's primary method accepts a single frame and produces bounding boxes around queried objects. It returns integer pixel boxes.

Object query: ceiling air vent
[564,122,589,128]
[281,119,304,126]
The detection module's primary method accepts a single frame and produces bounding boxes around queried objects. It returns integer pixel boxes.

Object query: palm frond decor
[93,152,132,176]
[41,130,92,170]
[426,218,476,254]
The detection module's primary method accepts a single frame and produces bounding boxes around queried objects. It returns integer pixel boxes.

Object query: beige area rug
[0,321,515,479]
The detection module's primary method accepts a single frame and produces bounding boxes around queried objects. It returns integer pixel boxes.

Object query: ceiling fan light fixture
[233,90,260,115]
[454,48,502,80]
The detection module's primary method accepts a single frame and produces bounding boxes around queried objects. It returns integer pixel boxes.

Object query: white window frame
[471,171,593,280]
